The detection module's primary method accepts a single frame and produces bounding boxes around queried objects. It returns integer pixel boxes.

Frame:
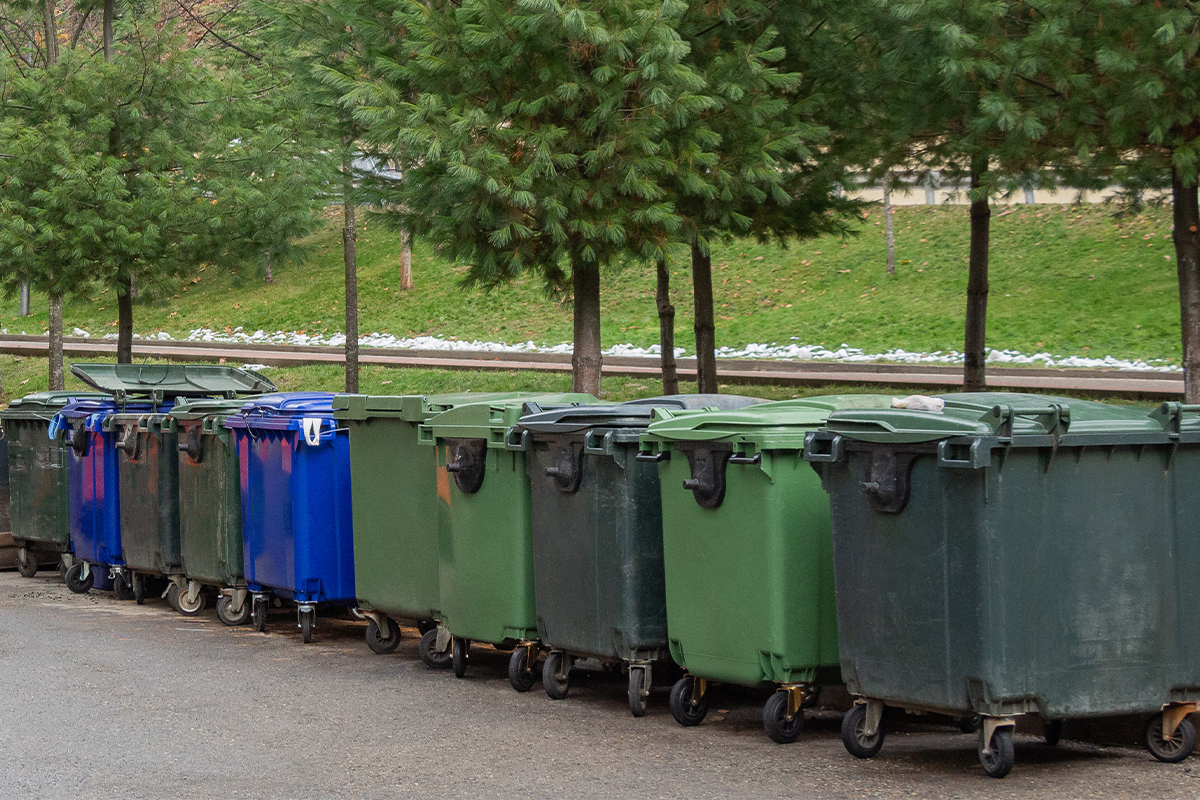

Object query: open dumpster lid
[518,394,767,434]
[70,363,276,400]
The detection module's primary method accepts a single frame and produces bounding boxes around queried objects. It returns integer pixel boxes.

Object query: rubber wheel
[668,676,709,727]
[16,549,38,578]
[176,587,206,616]
[979,727,1015,778]
[958,714,982,734]
[64,562,93,594]
[628,667,648,718]
[165,584,182,612]
[300,609,315,643]
[418,629,452,669]
[133,573,146,605]
[508,648,537,692]
[417,619,437,636]
[841,704,885,759]
[252,597,268,632]
[1146,713,1197,763]
[1044,719,1063,747]
[802,686,820,710]
[365,617,402,654]
[542,651,571,700]
[216,595,251,626]
[763,691,805,744]
[112,572,135,601]
[452,638,470,678]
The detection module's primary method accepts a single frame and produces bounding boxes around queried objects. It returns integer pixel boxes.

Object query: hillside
[0,203,1181,367]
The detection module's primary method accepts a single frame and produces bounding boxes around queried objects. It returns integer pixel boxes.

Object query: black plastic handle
[635,451,668,462]
[728,453,761,465]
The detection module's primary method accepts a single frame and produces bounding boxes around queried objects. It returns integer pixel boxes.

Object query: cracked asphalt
[2,570,1198,800]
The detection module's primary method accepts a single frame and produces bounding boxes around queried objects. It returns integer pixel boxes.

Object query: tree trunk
[343,157,359,394]
[691,239,718,393]
[102,0,113,60]
[116,276,133,364]
[656,258,678,395]
[399,229,413,290]
[884,176,896,275]
[48,295,63,390]
[1173,165,1200,403]
[263,256,274,285]
[571,256,602,396]
[963,161,991,392]
[41,0,58,65]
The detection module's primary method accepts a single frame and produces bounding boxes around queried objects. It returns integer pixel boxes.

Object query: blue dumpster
[225,392,355,643]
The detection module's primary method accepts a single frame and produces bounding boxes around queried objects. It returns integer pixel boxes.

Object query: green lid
[0,390,109,418]
[70,363,276,399]
[169,397,256,422]
[332,391,541,422]
[643,394,895,449]
[417,393,599,448]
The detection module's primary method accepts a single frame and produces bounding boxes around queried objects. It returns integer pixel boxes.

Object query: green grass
[0,203,1181,364]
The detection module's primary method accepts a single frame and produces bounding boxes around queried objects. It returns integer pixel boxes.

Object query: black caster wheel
[542,651,572,700]
[841,704,885,759]
[252,597,268,632]
[64,562,94,594]
[16,549,38,578]
[216,595,251,626]
[133,573,146,605]
[113,571,135,601]
[417,619,437,636]
[299,608,315,643]
[801,686,820,710]
[365,617,402,654]
[1043,719,1063,746]
[452,638,470,678]
[763,691,804,744]
[1146,713,1197,763]
[508,648,537,692]
[979,727,1015,778]
[628,667,649,718]
[165,583,181,612]
[958,714,982,734]
[669,676,709,727]
[418,628,452,669]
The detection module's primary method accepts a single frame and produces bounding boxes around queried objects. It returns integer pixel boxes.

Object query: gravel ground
[2,571,1198,800]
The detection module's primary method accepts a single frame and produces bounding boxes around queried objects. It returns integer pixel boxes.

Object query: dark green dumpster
[332,391,541,663]
[168,398,254,625]
[417,393,597,685]
[641,395,892,742]
[806,393,1200,777]
[516,394,766,714]
[0,391,107,578]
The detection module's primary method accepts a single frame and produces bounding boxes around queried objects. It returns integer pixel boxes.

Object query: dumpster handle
[803,433,843,463]
[936,438,991,470]
[635,450,668,462]
[728,453,761,465]
[504,428,529,452]
[1154,402,1200,435]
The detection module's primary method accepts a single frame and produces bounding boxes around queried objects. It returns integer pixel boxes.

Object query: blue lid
[225,392,339,432]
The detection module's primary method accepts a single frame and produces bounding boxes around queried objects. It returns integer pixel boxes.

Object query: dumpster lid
[69,363,276,400]
[168,397,254,421]
[517,394,767,434]
[225,392,337,423]
[644,395,895,447]
[1,390,109,418]
[58,396,159,420]
[332,391,541,422]
[822,392,1167,444]
[419,393,599,440]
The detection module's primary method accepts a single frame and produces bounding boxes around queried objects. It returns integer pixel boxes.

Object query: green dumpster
[640,394,892,743]
[167,398,254,626]
[805,393,1200,777]
[0,391,107,578]
[417,393,597,684]
[516,394,767,714]
[332,391,542,663]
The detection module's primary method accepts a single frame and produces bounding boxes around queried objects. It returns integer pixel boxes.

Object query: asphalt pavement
[2,570,1197,799]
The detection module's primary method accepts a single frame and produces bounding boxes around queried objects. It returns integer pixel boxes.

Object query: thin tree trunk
[1173,165,1200,403]
[691,239,718,394]
[963,160,991,392]
[41,0,57,65]
[263,256,274,284]
[102,0,113,60]
[884,176,896,275]
[656,258,678,395]
[571,256,602,396]
[116,276,133,364]
[343,156,359,394]
[399,229,413,290]
[48,295,63,390]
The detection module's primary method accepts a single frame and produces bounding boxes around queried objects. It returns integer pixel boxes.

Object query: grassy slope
[0,203,1179,364]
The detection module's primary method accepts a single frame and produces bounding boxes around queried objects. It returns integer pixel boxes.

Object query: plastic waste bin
[0,391,107,578]
[225,392,356,643]
[75,364,275,613]
[516,394,767,714]
[416,393,597,684]
[805,393,1200,777]
[640,394,892,742]
[333,391,542,664]
[168,398,259,625]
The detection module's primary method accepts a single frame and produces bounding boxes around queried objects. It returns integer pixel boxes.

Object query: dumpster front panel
[115,421,181,576]
[177,422,243,587]
[660,446,839,686]
[436,441,538,643]
[6,418,71,549]
[67,418,123,566]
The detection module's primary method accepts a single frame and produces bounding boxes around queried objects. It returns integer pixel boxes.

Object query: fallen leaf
[838,269,851,274]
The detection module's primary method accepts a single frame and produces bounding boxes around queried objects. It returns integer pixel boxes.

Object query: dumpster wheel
[365,616,402,654]
[298,606,316,643]
[64,562,94,594]
[132,573,147,605]
[628,663,652,718]
[841,702,884,759]
[669,676,709,727]
[452,638,470,678]
[16,548,37,578]
[251,595,268,633]
[978,723,1015,778]
[216,595,251,626]
[508,644,539,693]
[542,651,573,700]
[418,628,452,669]
[112,571,135,602]
[1043,720,1063,746]
[763,689,805,744]
[1146,709,1197,763]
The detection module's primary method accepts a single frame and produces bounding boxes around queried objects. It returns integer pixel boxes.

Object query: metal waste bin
[516,394,766,714]
[225,392,356,643]
[806,393,1200,777]
[417,393,597,683]
[641,395,892,742]
[333,391,542,665]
